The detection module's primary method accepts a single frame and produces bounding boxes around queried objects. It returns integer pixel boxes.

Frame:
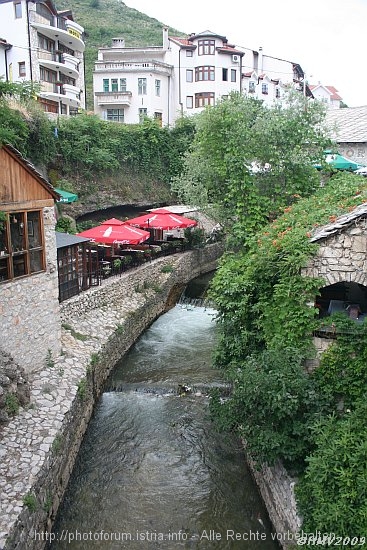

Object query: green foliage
[56,216,75,234]
[184,227,205,247]
[5,393,20,416]
[160,264,174,273]
[172,91,331,241]
[45,349,55,368]
[0,211,6,232]
[23,492,38,512]
[0,100,29,151]
[77,377,87,399]
[210,348,323,469]
[210,172,367,367]
[55,114,195,187]
[52,435,63,454]
[311,315,367,412]
[296,401,367,538]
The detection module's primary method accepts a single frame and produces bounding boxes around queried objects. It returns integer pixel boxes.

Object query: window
[154,112,162,126]
[107,108,124,122]
[120,78,127,92]
[248,81,256,93]
[0,211,45,283]
[186,96,193,109]
[111,79,118,92]
[262,83,268,94]
[186,50,193,57]
[195,66,215,81]
[138,78,147,95]
[222,68,228,81]
[103,79,109,92]
[231,69,236,82]
[155,79,161,96]
[139,108,147,123]
[198,39,215,55]
[38,34,55,52]
[14,2,22,18]
[18,62,26,77]
[186,69,193,83]
[195,92,215,108]
[40,67,57,83]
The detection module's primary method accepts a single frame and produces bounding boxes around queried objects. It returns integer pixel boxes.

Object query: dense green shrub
[210,348,324,470]
[296,401,367,539]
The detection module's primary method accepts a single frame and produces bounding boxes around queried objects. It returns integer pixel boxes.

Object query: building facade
[93,28,308,126]
[0,0,85,116]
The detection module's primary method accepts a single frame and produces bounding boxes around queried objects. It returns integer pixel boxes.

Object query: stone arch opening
[316,281,367,321]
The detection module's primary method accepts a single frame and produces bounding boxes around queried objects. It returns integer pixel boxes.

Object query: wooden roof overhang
[0,144,59,211]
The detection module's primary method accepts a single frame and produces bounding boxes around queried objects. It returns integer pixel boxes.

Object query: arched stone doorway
[316,281,367,321]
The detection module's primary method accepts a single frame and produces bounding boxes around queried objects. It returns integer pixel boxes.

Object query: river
[49,289,279,549]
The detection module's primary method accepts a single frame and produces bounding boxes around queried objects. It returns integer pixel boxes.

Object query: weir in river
[49,276,279,550]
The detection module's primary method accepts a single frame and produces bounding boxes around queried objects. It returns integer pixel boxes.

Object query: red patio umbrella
[127,208,197,230]
[77,221,150,245]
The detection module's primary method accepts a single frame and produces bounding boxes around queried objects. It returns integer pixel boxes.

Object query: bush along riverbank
[208,172,367,544]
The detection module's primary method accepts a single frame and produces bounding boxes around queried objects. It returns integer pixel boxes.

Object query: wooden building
[0,143,61,373]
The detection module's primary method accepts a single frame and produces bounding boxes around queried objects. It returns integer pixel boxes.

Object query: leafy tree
[172,90,331,242]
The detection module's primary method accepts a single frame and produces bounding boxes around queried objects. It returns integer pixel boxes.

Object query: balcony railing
[94,61,173,76]
[95,91,132,106]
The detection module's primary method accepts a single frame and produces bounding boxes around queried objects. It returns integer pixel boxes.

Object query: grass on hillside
[56,0,185,109]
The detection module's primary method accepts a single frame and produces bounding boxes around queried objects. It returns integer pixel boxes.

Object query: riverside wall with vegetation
[0,244,223,550]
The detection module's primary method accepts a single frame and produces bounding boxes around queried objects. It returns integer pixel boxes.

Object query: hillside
[56,0,185,109]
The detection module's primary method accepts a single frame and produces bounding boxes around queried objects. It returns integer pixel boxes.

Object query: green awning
[55,188,78,203]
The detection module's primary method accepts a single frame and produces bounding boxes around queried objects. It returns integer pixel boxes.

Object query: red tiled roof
[309,84,342,101]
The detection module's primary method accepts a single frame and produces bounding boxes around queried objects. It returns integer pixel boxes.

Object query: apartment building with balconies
[0,0,85,116]
[93,28,309,126]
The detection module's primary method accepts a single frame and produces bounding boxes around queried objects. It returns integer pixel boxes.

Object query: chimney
[258,46,263,73]
[163,27,169,50]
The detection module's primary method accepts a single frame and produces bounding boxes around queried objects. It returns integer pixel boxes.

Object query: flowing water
[50,293,280,549]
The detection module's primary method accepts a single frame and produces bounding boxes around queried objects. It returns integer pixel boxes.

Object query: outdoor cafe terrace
[56,211,222,303]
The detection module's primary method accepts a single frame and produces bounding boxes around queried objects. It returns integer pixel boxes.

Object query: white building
[93,28,309,126]
[309,83,343,109]
[0,0,85,116]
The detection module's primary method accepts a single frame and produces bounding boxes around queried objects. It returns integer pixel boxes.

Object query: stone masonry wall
[0,207,61,375]
[247,457,301,549]
[0,244,223,550]
[301,224,367,287]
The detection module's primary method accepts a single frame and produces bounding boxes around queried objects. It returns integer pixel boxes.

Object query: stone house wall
[301,222,367,369]
[301,224,367,287]
[0,207,61,375]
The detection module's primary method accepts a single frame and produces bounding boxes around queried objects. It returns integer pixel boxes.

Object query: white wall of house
[0,1,29,82]
[93,29,306,126]
[94,46,173,125]
[0,0,85,115]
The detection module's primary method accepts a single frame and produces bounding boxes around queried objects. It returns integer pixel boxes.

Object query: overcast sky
[125,0,366,108]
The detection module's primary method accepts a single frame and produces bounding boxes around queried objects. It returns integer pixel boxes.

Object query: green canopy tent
[315,151,363,171]
[54,188,78,203]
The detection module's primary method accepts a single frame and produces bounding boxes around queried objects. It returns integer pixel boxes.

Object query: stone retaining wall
[247,457,301,549]
[0,244,223,550]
